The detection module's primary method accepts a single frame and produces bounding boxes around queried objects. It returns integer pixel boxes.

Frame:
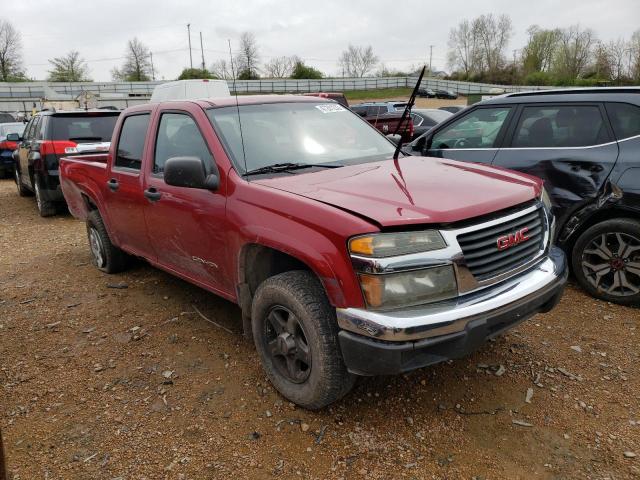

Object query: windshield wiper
[243,162,343,176]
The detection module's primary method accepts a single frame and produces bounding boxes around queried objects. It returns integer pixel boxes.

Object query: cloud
[3,0,639,80]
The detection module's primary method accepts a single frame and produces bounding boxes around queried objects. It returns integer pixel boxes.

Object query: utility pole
[200,32,205,71]
[150,52,155,81]
[429,45,434,75]
[187,23,193,68]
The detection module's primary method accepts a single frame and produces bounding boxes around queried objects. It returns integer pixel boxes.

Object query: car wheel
[33,175,57,217]
[14,168,31,197]
[86,210,129,273]
[251,270,355,409]
[572,218,640,305]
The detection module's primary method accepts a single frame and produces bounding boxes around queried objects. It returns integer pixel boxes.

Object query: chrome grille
[457,208,545,281]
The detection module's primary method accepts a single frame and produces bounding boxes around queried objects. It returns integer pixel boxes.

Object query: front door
[492,103,619,232]
[143,109,230,295]
[18,116,39,187]
[423,106,514,164]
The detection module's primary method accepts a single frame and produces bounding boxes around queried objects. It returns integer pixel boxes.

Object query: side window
[512,105,609,148]
[25,117,39,141]
[21,119,34,141]
[351,105,366,117]
[35,116,47,140]
[115,114,150,170]
[431,107,511,149]
[411,113,423,127]
[606,103,640,140]
[154,112,213,174]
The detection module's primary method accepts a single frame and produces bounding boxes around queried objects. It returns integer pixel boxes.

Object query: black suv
[12,109,120,216]
[407,87,640,304]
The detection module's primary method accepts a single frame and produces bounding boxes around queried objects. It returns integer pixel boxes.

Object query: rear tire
[572,218,640,305]
[34,174,57,217]
[86,210,128,274]
[251,271,355,409]
[14,167,31,197]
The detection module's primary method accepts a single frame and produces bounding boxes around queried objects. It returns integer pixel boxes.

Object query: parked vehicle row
[418,87,459,99]
[7,81,637,409]
[11,109,120,216]
[406,87,640,304]
[58,93,567,409]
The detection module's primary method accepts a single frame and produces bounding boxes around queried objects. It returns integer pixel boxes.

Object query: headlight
[358,265,457,310]
[349,230,446,257]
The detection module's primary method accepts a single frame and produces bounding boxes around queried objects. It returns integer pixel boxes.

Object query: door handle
[144,187,162,202]
[107,178,119,191]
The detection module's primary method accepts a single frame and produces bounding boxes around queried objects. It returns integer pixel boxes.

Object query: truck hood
[253,156,542,228]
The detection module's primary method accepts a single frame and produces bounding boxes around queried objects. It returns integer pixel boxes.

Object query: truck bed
[59,153,109,221]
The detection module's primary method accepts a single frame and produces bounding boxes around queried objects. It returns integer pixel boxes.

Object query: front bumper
[337,247,567,375]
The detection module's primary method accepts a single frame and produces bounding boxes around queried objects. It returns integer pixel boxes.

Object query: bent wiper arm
[393,65,426,161]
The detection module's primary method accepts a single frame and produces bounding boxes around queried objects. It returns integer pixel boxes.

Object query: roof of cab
[480,87,640,106]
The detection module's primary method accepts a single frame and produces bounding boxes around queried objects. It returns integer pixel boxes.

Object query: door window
[431,107,511,149]
[605,103,640,140]
[512,105,609,148]
[154,113,213,174]
[115,114,150,170]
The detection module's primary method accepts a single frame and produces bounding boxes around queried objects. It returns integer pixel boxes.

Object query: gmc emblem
[497,227,530,251]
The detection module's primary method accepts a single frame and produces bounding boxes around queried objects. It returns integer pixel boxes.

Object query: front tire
[572,218,640,305]
[251,271,355,409]
[86,210,129,274]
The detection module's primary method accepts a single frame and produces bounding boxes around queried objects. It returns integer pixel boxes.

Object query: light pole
[187,24,193,69]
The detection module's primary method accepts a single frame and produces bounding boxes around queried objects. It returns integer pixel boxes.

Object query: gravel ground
[0,177,639,480]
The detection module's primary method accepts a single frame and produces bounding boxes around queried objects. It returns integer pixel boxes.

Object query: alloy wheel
[264,305,312,383]
[581,231,640,297]
[14,169,21,193]
[89,227,105,268]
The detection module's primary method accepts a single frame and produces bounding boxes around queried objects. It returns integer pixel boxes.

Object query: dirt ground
[0,177,639,480]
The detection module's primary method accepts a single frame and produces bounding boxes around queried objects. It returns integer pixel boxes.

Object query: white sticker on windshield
[315,104,346,113]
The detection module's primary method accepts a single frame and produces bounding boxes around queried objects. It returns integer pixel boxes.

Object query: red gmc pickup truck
[60,95,567,409]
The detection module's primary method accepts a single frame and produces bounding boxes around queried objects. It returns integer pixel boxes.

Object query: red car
[60,95,567,409]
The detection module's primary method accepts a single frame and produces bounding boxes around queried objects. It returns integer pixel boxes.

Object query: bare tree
[475,14,513,74]
[554,25,596,79]
[338,44,378,77]
[112,38,152,81]
[0,19,24,81]
[521,26,561,74]
[447,19,483,77]
[236,32,260,79]
[48,51,90,82]
[606,39,631,81]
[631,30,640,81]
[263,55,296,78]
[210,59,234,80]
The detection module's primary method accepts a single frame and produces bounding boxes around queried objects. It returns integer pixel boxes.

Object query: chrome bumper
[337,246,567,342]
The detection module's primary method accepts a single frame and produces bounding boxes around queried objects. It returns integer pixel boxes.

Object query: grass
[343,88,413,100]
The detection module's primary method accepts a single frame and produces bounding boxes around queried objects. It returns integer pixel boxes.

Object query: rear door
[143,107,230,295]
[492,103,618,231]
[422,105,514,164]
[106,111,156,259]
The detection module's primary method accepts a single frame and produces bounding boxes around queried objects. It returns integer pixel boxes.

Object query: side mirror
[164,156,219,190]
[6,133,21,141]
[386,133,402,145]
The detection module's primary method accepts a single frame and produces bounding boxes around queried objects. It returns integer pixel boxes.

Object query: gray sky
[4,0,640,81]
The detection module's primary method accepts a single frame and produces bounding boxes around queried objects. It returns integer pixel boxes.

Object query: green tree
[177,68,217,80]
[290,60,323,79]
[237,68,259,80]
[48,51,90,82]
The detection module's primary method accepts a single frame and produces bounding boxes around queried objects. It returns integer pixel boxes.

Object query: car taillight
[39,140,78,156]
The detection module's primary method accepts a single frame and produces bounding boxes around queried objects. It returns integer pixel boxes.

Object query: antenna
[228,39,248,177]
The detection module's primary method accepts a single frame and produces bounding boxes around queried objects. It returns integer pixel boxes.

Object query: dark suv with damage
[407,87,640,304]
